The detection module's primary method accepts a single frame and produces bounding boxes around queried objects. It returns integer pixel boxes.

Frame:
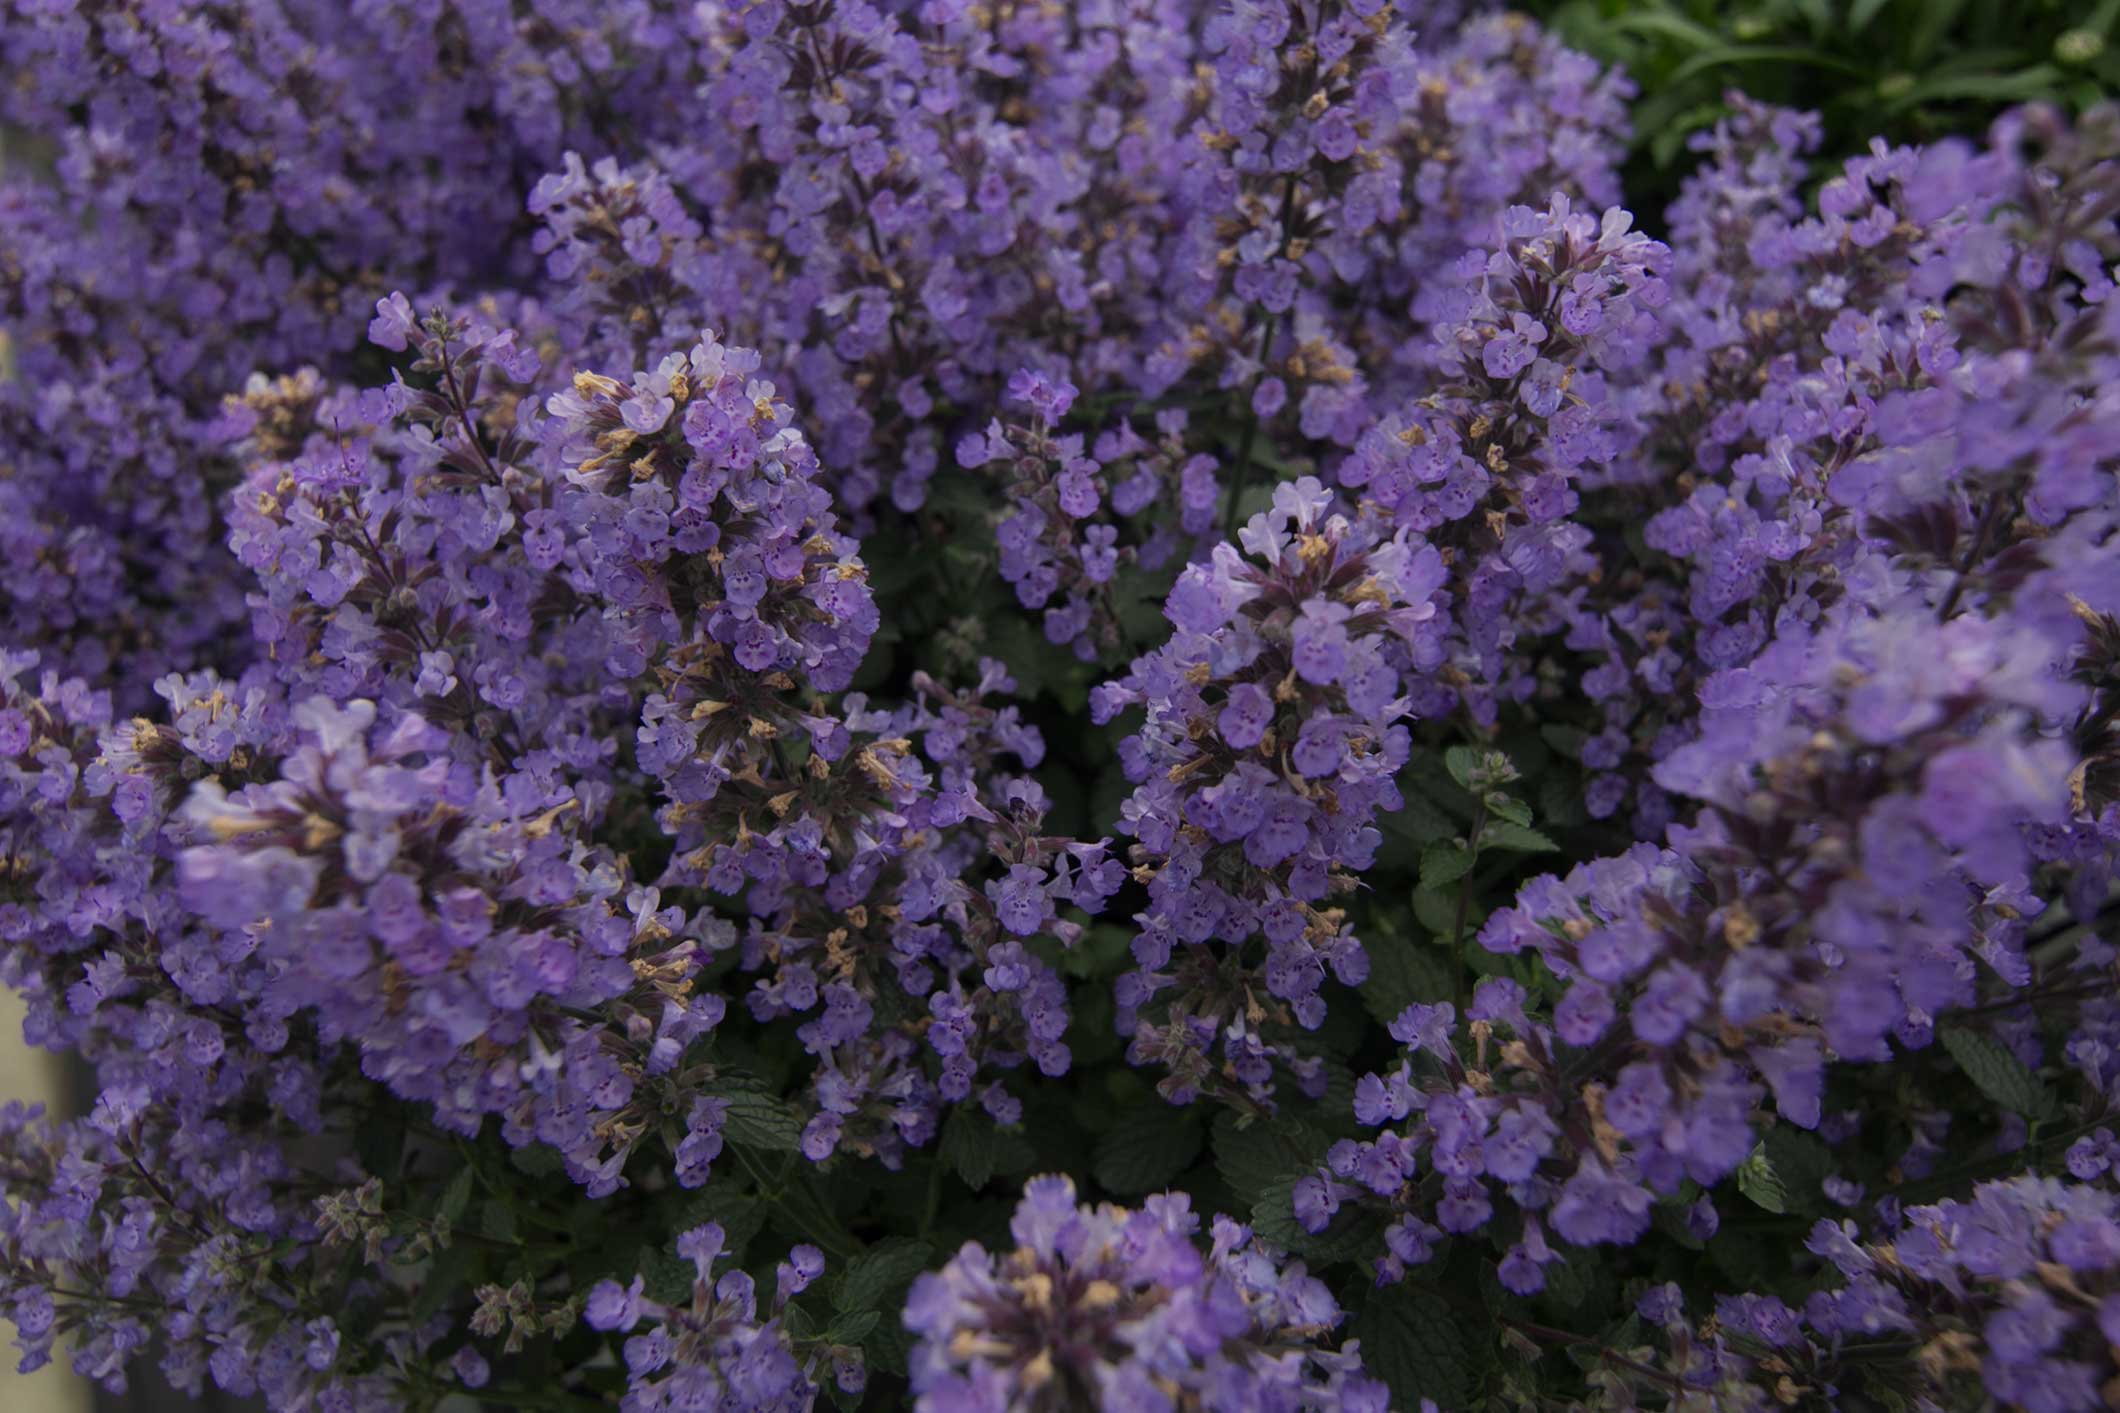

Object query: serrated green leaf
[1760,1127,1833,1216]
[1420,842,1475,890]
[635,1241,694,1305]
[481,1200,519,1244]
[1349,1285,1482,1409]
[1411,887,1458,937]
[715,1087,807,1153]
[823,1309,880,1345]
[1213,1113,1283,1208]
[1093,1105,1203,1196]
[1737,1142,1788,1214]
[1482,821,1558,854]
[1652,1198,1706,1252]
[1247,1174,1311,1249]
[1540,1246,1599,1311]
[1248,1175,1378,1263]
[508,1142,566,1179]
[940,1109,997,1190]
[1383,793,1459,845]
[1444,745,1482,790]
[939,1109,1032,1191]
[672,1187,765,1260]
[865,1321,915,1377]
[438,1165,475,1226]
[1941,1027,2056,1120]
[1213,1111,1327,1208]
[1485,794,1534,829]
[1360,938,1454,1028]
[835,1238,935,1315]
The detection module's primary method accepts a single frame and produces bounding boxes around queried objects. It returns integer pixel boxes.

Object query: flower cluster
[583,1223,845,1412]
[177,695,728,1193]
[1626,1177,2120,1411]
[960,370,1220,660]
[1092,476,1448,1104]
[903,1174,1386,1412]
[0,0,703,698]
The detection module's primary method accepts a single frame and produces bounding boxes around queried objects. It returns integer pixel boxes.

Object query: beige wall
[0,989,93,1413]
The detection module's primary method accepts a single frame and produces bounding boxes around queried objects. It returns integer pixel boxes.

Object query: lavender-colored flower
[903,1174,1386,1412]
[1093,477,1448,1104]
[585,1224,833,1412]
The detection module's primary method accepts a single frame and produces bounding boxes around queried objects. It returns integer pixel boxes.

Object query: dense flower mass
[2,0,2117,1407]
[1625,1177,2120,1411]
[903,1174,1386,1411]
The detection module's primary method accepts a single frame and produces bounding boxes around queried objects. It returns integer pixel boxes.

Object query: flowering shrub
[2,2,2117,1409]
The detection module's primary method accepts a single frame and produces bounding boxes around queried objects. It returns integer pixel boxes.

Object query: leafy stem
[1450,794,1489,1018]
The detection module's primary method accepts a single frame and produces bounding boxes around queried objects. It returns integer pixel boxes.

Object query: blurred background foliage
[1524,0,2120,219]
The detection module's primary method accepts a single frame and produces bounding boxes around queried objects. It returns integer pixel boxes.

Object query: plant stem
[1221,311,1283,541]
[1449,795,1489,1018]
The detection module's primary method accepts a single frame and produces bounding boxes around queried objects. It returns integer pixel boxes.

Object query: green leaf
[411,1243,479,1325]
[1737,1142,1788,1214]
[939,1108,1033,1191]
[1420,843,1475,890]
[672,1186,766,1260]
[1539,1246,1601,1311]
[1213,1115,1278,1209]
[1537,773,1591,831]
[508,1142,566,1179]
[1848,0,1893,34]
[1349,1285,1482,1409]
[1248,1176,1379,1264]
[1444,745,1482,791]
[865,1321,915,1378]
[438,1165,476,1226]
[1411,887,1458,938]
[634,1240,694,1306]
[1485,794,1534,829]
[1093,1105,1204,1196]
[1609,9,1728,50]
[480,1200,519,1245]
[1382,793,1458,845]
[1760,1127,1833,1216]
[1538,724,1589,761]
[1212,1111,1326,1208]
[1482,821,1559,855]
[822,1309,880,1346]
[713,1083,807,1153]
[1882,62,2065,109]
[835,1238,935,1315]
[1940,1027,2056,1120]
[1906,0,1974,65]
[1664,42,1867,87]
[1360,937,1454,1028]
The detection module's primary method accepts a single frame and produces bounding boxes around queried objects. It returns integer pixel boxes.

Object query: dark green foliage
[1527,0,2120,216]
